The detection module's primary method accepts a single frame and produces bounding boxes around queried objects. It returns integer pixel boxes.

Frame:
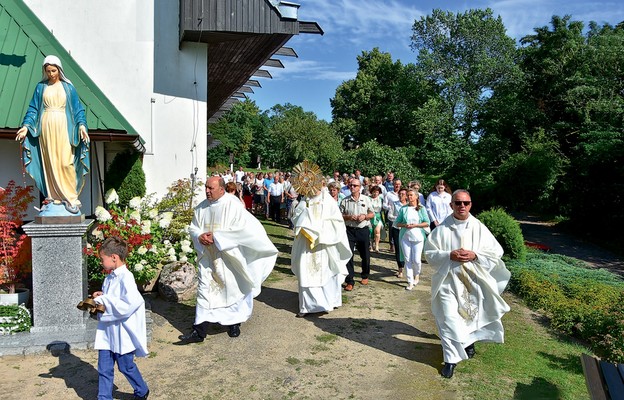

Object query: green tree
[268,104,344,172]
[331,48,431,148]
[348,140,416,183]
[411,8,518,140]
[207,100,265,167]
[104,150,146,208]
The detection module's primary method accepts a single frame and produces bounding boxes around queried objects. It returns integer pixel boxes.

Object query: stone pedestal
[22,220,93,333]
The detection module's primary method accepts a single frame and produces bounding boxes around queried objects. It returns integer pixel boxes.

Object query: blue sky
[249,0,623,121]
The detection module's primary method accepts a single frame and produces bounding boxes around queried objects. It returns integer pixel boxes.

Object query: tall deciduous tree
[331,48,430,148]
[207,100,266,167]
[411,8,518,140]
[268,103,344,172]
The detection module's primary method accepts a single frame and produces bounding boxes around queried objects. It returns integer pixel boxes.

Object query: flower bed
[85,179,202,286]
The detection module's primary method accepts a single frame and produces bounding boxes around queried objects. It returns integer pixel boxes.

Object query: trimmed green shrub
[508,252,624,362]
[477,207,526,262]
[104,150,146,208]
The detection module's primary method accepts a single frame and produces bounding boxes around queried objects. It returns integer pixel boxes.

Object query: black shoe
[178,330,204,343]
[228,324,241,337]
[441,363,456,378]
[134,389,149,399]
[465,343,475,359]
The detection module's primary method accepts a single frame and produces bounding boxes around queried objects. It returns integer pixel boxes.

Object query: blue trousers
[98,350,149,400]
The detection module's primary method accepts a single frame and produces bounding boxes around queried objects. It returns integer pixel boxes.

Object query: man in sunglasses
[339,178,375,291]
[424,190,511,379]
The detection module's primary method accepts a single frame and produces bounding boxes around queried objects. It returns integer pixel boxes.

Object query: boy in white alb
[92,236,149,400]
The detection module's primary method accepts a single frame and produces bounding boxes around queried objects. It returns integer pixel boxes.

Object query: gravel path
[515,212,624,275]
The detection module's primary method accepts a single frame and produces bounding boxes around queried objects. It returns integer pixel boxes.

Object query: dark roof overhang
[179,0,323,124]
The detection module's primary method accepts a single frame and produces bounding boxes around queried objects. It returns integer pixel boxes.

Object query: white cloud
[266,60,356,82]
[298,0,425,46]
[489,0,624,38]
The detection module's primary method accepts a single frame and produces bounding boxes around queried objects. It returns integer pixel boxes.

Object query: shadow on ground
[255,286,440,368]
[39,346,101,399]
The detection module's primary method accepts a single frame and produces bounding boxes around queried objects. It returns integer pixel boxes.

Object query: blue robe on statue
[21,80,90,202]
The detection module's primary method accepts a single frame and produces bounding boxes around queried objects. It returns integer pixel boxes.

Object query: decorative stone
[158,261,197,302]
[22,220,93,333]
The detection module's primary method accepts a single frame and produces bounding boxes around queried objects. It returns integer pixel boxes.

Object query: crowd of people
[204,167,511,380]
[90,167,509,399]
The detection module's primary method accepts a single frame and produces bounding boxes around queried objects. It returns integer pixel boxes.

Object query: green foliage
[508,252,624,362]
[104,150,146,208]
[0,304,31,334]
[411,8,519,139]
[268,103,345,172]
[207,101,261,167]
[492,130,568,212]
[477,208,526,261]
[331,48,430,148]
[347,140,416,182]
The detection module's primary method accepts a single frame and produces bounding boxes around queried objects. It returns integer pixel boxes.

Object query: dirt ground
[1,215,619,400]
[0,243,462,400]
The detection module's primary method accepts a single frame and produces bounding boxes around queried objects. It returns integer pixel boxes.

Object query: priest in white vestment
[424,189,511,378]
[291,188,351,317]
[180,176,278,342]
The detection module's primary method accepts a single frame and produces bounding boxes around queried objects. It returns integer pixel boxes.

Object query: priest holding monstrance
[290,161,351,317]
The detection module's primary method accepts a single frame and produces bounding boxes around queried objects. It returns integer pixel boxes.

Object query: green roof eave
[0,0,142,148]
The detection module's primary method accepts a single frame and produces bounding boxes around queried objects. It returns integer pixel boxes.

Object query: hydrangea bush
[85,180,200,286]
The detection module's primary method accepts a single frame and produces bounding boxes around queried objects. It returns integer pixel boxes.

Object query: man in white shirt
[268,175,284,223]
[234,166,246,183]
[339,178,375,291]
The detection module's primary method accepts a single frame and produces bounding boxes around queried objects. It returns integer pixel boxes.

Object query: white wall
[23,0,208,201]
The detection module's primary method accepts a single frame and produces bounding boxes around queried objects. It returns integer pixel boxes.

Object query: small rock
[157,261,198,302]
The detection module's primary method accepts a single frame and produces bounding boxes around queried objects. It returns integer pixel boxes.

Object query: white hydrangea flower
[95,206,111,222]
[93,228,104,240]
[181,239,191,247]
[104,188,119,205]
[129,197,142,210]
[129,210,141,223]
[168,254,177,262]
[159,219,171,229]
[167,247,176,256]
[137,246,148,255]
[163,240,172,247]
[149,246,158,253]
[140,259,148,265]
[181,244,193,254]
[180,255,188,263]
[148,208,159,219]
[134,263,144,272]
[141,220,151,235]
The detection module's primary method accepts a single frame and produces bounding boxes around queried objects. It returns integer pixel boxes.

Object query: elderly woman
[395,188,430,290]
[16,55,90,214]
[327,181,345,204]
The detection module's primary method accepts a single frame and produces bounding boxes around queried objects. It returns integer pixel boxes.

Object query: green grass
[458,296,590,400]
[262,216,592,399]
